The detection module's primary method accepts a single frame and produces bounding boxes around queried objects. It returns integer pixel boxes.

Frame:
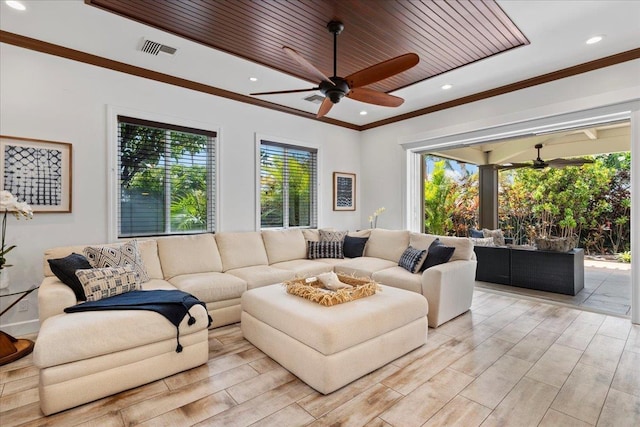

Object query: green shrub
[618,251,631,263]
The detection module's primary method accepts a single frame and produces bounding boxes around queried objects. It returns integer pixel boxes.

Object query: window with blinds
[117,116,216,237]
[260,140,317,229]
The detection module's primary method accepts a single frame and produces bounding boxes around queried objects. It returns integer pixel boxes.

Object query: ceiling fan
[496,144,595,170]
[250,20,419,118]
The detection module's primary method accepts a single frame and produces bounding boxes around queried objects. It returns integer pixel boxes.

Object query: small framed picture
[0,135,73,213]
[333,172,356,211]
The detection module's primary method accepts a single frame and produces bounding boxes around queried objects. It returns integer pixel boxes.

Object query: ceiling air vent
[140,39,177,56]
[303,94,325,104]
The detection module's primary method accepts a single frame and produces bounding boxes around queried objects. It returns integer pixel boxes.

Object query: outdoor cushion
[169,272,247,303]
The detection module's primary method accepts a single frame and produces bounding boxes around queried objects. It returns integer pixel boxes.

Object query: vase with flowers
[368,207,385,229]
[0,191,33,289]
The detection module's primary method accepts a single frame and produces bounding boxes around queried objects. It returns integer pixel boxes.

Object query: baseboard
[1,319,40,338]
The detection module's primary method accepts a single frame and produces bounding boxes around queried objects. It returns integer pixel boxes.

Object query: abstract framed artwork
[0,135,72,213]
[333,172,356,211]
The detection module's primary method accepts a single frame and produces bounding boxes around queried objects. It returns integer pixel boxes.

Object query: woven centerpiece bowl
[283,274,380,306]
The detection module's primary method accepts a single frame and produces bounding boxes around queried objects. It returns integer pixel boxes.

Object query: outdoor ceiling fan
[496,144,595,170]
[250,20,419,118]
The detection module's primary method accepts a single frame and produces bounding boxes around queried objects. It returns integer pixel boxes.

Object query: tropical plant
[424,160,456,235]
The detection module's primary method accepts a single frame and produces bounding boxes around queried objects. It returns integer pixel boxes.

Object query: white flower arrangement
[1,190,33,270]
[369,207,385,228]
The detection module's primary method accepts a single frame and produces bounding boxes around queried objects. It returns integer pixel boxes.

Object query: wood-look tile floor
[1,289,639,426]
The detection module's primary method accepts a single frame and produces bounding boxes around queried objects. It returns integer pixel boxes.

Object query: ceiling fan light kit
[250,20,419,118]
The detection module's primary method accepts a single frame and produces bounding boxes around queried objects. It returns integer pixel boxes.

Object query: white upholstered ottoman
[240,284,428,394]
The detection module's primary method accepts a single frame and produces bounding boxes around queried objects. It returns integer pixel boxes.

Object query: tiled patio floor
[475,260,632,317]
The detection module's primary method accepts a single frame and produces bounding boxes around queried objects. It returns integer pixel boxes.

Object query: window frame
[108,107,220,241]
[255,134,320,230]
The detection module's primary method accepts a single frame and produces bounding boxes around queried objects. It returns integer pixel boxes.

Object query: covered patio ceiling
[428,121,630,167]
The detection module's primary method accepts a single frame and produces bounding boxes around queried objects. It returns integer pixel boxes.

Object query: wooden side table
[0,284,39,366]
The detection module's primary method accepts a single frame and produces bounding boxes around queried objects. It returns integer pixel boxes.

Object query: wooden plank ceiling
[86,0,529,93]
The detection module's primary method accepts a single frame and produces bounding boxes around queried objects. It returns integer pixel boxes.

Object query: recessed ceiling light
[586,35,604,45]
[441,84,453,90]
[359,111,368,116]
[5,1,26,10]
[249,77,258,82]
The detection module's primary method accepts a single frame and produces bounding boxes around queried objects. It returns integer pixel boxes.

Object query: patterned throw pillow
[83,240,149,283]
[319,229,348,242]
[471,237,495,247]
[75,266,140,302]
[398,246,428,273]
[307,241,344,259]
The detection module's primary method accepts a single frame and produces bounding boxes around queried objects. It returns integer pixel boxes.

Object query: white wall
[0,44,362,334]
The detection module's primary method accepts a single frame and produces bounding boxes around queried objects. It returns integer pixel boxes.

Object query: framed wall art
[333,172,355,211]
[0,135,72,213]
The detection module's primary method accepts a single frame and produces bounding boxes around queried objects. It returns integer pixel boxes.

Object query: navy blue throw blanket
[65,290,212,353]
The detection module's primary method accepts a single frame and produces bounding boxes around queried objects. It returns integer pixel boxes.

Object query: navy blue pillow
[420,239,455,271]
[470,228,484,238]
[48,253,92,301]
[343,236,368,258]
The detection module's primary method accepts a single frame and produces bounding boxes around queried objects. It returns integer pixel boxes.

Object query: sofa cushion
[348,229,372,238]
[169,272,247,303]
[216,232,269,271]
[47,253,92,301]
[334,257,398,278]
[470,228,484,238]
[225,265,295,289]
[422,239,455,271]
[157,234,222,279]
[372,267,423,294]
[262,229,307,264]
[83,240,150,283]
[136,239,164,280]
[34,302,209,368]
[75,266,141,302]
[301,229,320,242]
[398,246,428,273]
[307,241,344,259]
[270,259,334,276]
[343,236,368,258]
[364,229,410,262]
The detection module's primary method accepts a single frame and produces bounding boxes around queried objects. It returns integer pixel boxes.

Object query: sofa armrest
[420,259,477,328]
[38,276,78,325]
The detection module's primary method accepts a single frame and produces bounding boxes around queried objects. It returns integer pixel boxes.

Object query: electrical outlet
[18,300,29,312]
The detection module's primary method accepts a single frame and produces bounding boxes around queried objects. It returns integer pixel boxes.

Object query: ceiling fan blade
[316,97,333,118]
[250,87,319,96]
[495,163,533,171]
[547,158,595,168]
[346,53,419,88]
[283,47,334,86]
[347,87,404,107]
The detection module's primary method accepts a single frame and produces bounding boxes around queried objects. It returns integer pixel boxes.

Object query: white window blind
[260,140,317,229]
[117,115,216,237]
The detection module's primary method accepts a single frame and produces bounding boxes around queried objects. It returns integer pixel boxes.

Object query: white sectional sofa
[35,228,476,414]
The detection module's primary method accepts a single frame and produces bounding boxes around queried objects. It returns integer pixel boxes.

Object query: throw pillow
[469,228,484,238]
[75,265,141,302]
[319,229,348,242]
[307,241,344,259]
[471,237,495,247]
[83,240,149,283]
[47,253,93,301]
[421,239,456,271]
[398,246,428,273]
[343,236,368,258]
[317,271,350,290]
[482,228,506,246]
